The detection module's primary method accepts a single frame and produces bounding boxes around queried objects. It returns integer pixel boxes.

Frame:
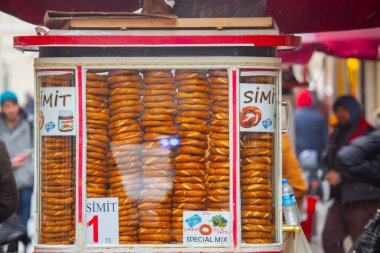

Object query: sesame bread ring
[139,209,172,217]
[139,196,171,203]
[208,188,229,195]
[178,85,209,93]
[175,169,205,177]
[144,108,178,115]
[87,127,108,136]
[210,147,229,156]
[42,197,75,206]
[178,123,209,133]
[244,238,273,244]
[210,95,229,102]
[177,98,210,105]
[241,191,273,198]
[176,79,208,86]
[42,142,70,149]
[242,231,273,240]
[41,151,72,159]
[209,132,229,140]
[142,95,174,103]
[210,126,229,133]
[173,203,206,209]
[144,89,176,96]
[240,148,272,157]
[209,162,229,169]
[139,234,172,242]
[141,114,173,121]
[108,149,140,158]
[241,163,272,172]
[139,222,171,229]
[111,106,144,115]
[143,71,172,78]
[241,184,272,192]
[142,157,175,165]
[86,151,107,160]
[141,176,172,184]
[208,70,228,77]
[138,228,171,235]
[108,155,140,165]
[241,132,274,141]
[241,218,272,226]
[144,101,176,108]
[175,162,206,170]
[108,119,138,129]
[241,140,273,149]
[242,205,273,213]
[141,170,173,177]
[86,119,109,126]
[175,154,207,163]
[141,149,174,157]
[109,100,142,110]
[87,94,106,102]
[174,190,207,198]
[208,195,229,202]
[108,124,141,136]
[110,81,143,89]
[87,176,108,184]
[41,191,73,199]
[109,95,141,104]
[111,131,144,141]
[87,134,109,143]
[178,131,207,140]
[175,72,206,81]
[143,77,174,84]
[144,84,176,90]
[140,216,171,222]
[214,101,229,108]
[212,112,229,120]
[118,211,139,219]
[209,140,229,149]
[177,146,206,156]
[211,105,229,113]
[86,112,110,121]
[175,92,208,99]
[241,210,273,219]
[207,169,230,176]
[86,88,110,96]
[174,176,204,183]
[179,138,208,149]
[110,88,141,96]
[145,126,178,134]
[86,139,108,149]
[208,181,229,189]
[86,73,108,81]
[208,76,229,84]
[240,170,271,179]
[143,133,174,142]
[207,175,229,182]
[108,69,140,76]
[241,177,270,185]
[174,182,207,191]
[86,100,107,108]
[87,123,107,130]
[86,81,108,88]
[175,117,208,125]
[176,69,206,74]
[140,121,174,127]
[210,89,229,96]
[138,202,171,210]
[241,156,273,165]
[210,119,229,127]
[110,138,143,146]
[208,202,230,209]
[107,75,142,84]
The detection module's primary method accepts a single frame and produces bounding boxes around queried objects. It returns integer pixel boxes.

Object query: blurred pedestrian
[0,138,18,223]
[0,90,34,247]
[322,95,380,253]
[337,129,380,253]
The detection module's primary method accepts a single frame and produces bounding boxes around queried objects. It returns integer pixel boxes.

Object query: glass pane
[38,73,76,245]
[239,73,277,244]
[85,68,230,245]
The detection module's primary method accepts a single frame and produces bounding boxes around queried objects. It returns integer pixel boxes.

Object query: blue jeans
[17,187,33,228]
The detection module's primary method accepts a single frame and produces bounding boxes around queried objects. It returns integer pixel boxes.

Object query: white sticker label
[40,87,76,136]
[183,211,230,246]
[86,198,119,245]
[239,83,276,133]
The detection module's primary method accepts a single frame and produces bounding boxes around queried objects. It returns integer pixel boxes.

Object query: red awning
[279,27,380,63]
[0,0,379,34]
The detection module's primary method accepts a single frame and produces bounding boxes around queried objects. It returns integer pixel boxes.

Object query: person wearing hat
[0,90,34,247]
[322,95,380,253]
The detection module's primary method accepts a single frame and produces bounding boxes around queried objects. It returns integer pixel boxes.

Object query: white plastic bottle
[282,179,300,226]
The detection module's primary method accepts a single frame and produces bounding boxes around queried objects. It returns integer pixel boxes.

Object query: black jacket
[0,139,18,223]
[337,130,380,188]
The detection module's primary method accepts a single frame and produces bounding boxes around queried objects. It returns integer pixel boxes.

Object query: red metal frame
[77,66,83,224]
[14,34,301,51]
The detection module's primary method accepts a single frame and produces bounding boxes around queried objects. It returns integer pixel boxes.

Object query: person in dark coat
[0,138,18,223]
[322,95,380,253]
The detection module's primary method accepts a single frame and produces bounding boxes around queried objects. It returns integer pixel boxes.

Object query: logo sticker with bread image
[240,106,262,128]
